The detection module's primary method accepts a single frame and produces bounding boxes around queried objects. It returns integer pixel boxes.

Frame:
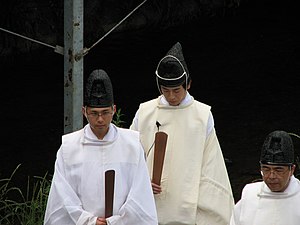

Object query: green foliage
[0,164,51,225]
[112,108,125,127]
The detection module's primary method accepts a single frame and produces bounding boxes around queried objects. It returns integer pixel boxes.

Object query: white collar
[84,123,117,143]
[160,91,192,106]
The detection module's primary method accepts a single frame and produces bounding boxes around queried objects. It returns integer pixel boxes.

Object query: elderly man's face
[260,164,295,192]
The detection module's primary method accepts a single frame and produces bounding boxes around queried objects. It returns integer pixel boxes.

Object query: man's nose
[268,170,278,178]
[169,91,176,98]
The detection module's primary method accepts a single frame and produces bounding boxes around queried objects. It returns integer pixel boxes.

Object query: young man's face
[260,164,295,192]
[161,83,190,106]
[82,105,116,139]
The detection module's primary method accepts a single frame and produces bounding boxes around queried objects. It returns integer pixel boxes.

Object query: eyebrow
[90,109,111,112]
[261,165,286,169]
[161,87,181,91]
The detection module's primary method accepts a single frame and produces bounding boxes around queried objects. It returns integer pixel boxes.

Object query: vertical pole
[64,0,84,134]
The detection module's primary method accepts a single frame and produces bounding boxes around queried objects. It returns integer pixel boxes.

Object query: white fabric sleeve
[129,109,139,131]
[196,129,234,225]
[44,148,97,225]
[229,201,241,225]
[206,111,214,137]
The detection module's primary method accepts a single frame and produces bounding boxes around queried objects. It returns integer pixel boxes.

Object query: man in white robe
[230,130,300,225]
[130,42,234,225]
[44,69,158,225]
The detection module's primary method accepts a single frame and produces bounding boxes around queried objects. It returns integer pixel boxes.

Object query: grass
[112,108,125,127]
[0,164,51,225]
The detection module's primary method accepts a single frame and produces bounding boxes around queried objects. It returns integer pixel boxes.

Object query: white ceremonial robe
[230,175,300,225]
[44,124,158,225]
[130,95,234,225]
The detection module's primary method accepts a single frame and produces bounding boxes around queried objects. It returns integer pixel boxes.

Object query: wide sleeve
[129,108,139,131]
[196,128,235,225]
[229,200,241,225]
[43,147,97,225]
[106,145,158,225]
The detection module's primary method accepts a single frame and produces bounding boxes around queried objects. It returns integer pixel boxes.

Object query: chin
[267,184,282,192]
[169,102,180,106]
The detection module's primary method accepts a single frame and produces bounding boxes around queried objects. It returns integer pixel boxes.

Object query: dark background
[0,0,299,202]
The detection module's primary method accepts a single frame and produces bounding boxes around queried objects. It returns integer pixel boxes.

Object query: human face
[260,164,295,192]
[82,106,116,139]
[161,83,190,106]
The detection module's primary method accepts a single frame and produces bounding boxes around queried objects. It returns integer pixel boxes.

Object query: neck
[90,125,109,140]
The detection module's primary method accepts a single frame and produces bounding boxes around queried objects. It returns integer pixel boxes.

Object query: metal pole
[64,0,84,134]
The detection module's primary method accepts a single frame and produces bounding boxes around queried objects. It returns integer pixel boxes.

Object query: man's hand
[152,182,162,194]
[96,217,107,225]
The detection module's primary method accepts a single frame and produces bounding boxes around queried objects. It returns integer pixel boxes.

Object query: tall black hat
[156,42,190,88]
[260,130,294,165]
[84,69,114,107]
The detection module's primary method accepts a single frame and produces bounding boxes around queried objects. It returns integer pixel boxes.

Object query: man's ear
[82,106,87,117]
[113,105,117,115]
[291,164,296,174]
[187,80,192,90]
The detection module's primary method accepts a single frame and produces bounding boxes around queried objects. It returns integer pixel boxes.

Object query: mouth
[95,124,106,129]
[267,183,279,189]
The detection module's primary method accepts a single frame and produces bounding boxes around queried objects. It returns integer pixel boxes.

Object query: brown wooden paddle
[105,170,115,218]
[152,131,168,185]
